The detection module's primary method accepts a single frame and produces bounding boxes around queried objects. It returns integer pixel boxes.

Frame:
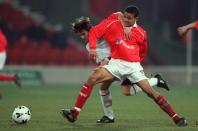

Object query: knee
[122,89,131,96]
[100,85,109,90]
[87,69,104,85]
[121,86,132,96]
[123,92,131,96]
[88,75,98,85]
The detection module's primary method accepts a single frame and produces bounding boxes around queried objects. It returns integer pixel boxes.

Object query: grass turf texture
[0,84,198,131]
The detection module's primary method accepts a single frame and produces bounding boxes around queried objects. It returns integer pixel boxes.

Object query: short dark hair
[124,5,139,18]
[71,16,92,33]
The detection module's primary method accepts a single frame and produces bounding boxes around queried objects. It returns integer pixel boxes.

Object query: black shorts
[121,78,133,86]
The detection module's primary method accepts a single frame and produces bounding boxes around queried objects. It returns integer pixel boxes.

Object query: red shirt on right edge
[0,30,7,52]
[89,13,147,62]
[195,21,198,30]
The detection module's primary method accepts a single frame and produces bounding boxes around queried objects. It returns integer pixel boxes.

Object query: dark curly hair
[71,16,92,33]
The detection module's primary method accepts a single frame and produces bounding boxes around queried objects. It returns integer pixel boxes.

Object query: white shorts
[103,59,148,83]
[0,51,6,69]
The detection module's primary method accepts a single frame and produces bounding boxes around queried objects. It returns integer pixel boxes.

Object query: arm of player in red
[195,21,198,30]
[89,16,116,62]
[0,30,7,51]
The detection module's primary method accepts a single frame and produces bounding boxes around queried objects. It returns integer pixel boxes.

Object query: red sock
[0,74,16,81]
[73,83,93,117]
[155,95,181,121]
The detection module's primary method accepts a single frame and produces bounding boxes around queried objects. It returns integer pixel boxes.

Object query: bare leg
[137,79,186,126]
[61,67,114,122]
[121,75,169,96]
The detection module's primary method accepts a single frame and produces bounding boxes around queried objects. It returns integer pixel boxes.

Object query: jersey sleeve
[88,12,120,50]
[0,31,7,47]
[89,18,118,50]
[195,21,198,30]
[107,12,120,20]
[139,31,148,61]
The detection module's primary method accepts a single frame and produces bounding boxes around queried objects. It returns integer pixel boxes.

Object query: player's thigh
[137,79,159,99]
[87,67,114,84]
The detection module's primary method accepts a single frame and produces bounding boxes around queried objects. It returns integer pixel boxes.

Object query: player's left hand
[89,49,98,62]
[124,27,132,40]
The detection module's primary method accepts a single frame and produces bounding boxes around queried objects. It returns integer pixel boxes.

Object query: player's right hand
[177,26,188,36]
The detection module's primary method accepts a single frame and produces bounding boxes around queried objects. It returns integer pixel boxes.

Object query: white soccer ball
[12,105,31,124]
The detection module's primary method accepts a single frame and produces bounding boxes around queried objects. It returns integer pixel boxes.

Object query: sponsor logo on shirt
[116,38,135,49]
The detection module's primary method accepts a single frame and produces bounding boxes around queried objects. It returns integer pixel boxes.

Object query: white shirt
[86,40,110,63]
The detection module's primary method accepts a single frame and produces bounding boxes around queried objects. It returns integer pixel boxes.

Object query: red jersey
[195,21,198,30]
[89,13,147,62]
[0,30,7,52]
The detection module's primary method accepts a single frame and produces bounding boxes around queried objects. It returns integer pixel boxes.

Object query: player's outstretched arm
[177,21,198,35]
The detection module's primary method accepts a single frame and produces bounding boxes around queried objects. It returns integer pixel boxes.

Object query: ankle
[172,114,181,122]
[73,107,81,117]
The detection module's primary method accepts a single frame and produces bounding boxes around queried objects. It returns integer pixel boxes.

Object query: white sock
[148,77,158,86]
[99,89,114,119]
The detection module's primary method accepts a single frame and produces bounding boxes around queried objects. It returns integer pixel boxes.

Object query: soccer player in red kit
[71,16,169,123]
[178,20,198,35]
[0,29,21,98]
[61,5,187,126]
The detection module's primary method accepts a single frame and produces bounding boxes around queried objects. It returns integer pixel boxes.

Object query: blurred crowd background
[0,0,198,66]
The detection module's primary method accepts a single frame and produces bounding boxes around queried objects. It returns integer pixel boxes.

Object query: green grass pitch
[0,84,198,131]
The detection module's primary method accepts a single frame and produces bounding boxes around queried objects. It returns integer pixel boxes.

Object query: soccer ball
[12,105,31,124]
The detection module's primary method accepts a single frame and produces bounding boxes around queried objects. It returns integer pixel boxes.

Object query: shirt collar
[130,22,137,29]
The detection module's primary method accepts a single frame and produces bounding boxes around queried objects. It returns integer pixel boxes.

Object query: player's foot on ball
[96,116,115,123]
[175,117,187,126]
[61,109,76,123]
[154,74,169,91]
[14,74,22,88]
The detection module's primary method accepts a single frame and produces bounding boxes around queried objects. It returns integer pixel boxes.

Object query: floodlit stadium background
[0,0,198,85]
[1,1,198,131]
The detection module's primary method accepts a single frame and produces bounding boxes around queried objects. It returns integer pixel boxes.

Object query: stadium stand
[0,1,89,66]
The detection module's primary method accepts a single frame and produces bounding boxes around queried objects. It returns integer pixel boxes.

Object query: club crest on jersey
[116,38,121,45]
